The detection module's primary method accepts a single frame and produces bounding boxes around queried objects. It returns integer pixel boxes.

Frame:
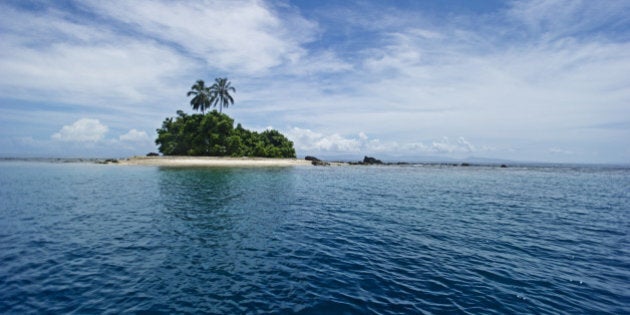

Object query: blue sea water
[0,161,628,314]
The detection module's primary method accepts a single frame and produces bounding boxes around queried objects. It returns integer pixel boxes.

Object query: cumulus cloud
[51,118,108,142]
[119,129,150,142]
[284,127,399,153]
[45,121,156,156]
[286,127,361,152]
[285,127,484,157]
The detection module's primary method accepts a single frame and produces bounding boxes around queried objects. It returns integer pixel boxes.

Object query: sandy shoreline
[117,156,312,167]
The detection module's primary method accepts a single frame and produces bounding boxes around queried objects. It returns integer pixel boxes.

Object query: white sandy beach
[118,156,312,167]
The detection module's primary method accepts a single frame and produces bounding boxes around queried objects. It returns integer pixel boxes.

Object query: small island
[113,77,503,168]
[155,110,296,158]
[154,77,297,159]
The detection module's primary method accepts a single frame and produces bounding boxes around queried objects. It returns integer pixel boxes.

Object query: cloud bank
[285,127,488,158]
[41,118,153,157]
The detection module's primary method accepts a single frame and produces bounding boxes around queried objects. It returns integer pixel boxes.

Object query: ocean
[0,161,628,314]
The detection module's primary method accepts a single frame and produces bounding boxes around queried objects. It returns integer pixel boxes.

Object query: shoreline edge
[117,156,313,167]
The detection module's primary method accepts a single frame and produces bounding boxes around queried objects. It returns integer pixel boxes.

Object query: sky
[0,0,629,163]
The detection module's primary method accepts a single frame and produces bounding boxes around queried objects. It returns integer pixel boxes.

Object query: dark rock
[460,163,470,167]
[311,160,330,166]
[500,164,508,168]
[362,156,383,165]
[146,152,160,157]
[304,156,330,166]
[99,158,118,164]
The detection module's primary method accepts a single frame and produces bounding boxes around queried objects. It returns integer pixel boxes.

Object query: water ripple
[0,162,628,313]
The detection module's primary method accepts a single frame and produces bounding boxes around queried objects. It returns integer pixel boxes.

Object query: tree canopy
[186,80,212,114]
[187,77,236,114]
[155,110,296,158]
[209,78,235,113]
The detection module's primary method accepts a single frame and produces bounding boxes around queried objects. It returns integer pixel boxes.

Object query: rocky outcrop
[349,156,384,165]
[96,158,119,164]
[362,156,383,164]
[305,156,330,166]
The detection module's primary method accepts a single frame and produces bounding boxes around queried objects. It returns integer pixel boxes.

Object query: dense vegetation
[155,110,296,158]
[156,77,294,157]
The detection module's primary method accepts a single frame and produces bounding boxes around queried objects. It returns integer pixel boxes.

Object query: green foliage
[187,80,212,114]
[187,78,236,114]
[209,77,235,113]
[155,111,296,158]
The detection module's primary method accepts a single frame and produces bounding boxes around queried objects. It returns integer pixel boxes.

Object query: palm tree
[187,80,212,114]
[209,77,236,113]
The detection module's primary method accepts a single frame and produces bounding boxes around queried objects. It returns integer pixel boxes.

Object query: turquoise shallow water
[0,161,628,314]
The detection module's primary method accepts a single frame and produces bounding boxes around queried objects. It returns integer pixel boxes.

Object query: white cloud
[52,118,109,142]
[429,137,476,154]
[285,127,485,157]
[284,50,353,75]
[82,0,318,75]
[284,127,399,154]
[363,33,425,74]
[0,7,193,129]
[0,38,191,106]
[285,127,361,152]
[507,0,630,41]
[119,129,150,142]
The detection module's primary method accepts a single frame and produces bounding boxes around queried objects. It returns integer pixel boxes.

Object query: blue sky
[1,0,629,163]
